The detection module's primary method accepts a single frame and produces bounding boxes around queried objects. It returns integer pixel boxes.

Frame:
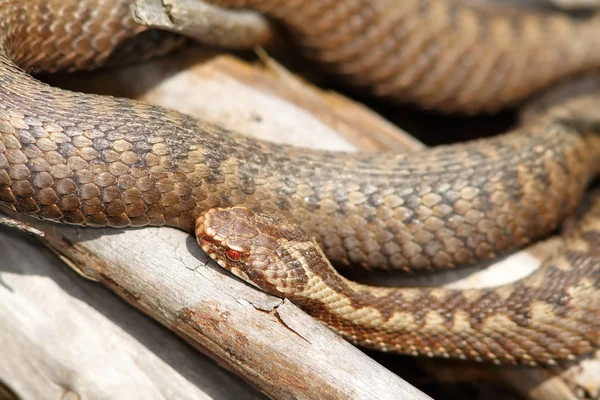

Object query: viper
[197,200,600,366]
[2,0,600,365]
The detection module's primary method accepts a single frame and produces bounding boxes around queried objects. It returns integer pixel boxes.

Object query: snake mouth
[195,213,225,261]
[196,211,245,260]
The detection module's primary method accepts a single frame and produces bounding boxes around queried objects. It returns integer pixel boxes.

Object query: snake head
[196,207,311,296]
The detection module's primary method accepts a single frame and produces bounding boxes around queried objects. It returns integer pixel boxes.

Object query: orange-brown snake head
[196,207,312,297]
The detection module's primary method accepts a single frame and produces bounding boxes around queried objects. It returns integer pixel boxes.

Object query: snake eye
[226,248,242,261]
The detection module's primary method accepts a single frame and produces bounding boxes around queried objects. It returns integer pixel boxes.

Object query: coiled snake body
[2,0,600,365]
[197,201,600,365]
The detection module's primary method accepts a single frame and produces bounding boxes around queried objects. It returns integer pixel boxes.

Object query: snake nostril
[199,236,213,247]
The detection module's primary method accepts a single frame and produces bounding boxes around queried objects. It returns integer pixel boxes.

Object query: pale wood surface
[0,226,263,400]
[134,0,273,49]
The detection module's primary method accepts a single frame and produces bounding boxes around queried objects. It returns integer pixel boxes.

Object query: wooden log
[1,209,430,400]
[0,225,264,400]
[133,0,274,49]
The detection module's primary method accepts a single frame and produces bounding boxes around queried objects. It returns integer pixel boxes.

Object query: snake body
[2,0,600,363]
[207,0,600,113]
[196,201,600,365]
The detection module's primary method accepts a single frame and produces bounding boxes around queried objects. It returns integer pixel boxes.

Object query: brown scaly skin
[196,203,600,366]
[204,0,600,113]
[3,0,600,275]
[2,0,600,364]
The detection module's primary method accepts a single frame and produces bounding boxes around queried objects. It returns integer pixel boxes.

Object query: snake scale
[208,0,600,114]
[2,0,600,365]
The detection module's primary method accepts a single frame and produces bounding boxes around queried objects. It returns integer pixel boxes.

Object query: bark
[133,0,274,49]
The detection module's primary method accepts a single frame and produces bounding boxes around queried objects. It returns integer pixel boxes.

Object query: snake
[203,0,600,114]
[2,0,600,365]
[196,198,600,366]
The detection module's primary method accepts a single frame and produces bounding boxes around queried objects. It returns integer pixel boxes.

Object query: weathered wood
[133,0,273,49]
[0,225,264,400]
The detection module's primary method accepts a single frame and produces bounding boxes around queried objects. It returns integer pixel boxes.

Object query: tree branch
[133,0,274,49]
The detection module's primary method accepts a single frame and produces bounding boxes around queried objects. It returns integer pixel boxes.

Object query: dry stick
[0,212,44,237]
[133,0,274,49]
[0,223,265,400]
